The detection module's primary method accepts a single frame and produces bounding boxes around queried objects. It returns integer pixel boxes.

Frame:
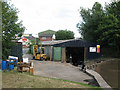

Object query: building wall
[44,46,52,59]
[40,37,52,41]
[86,47,101,60]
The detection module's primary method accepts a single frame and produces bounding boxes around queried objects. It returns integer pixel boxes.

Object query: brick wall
[40,37,52,41]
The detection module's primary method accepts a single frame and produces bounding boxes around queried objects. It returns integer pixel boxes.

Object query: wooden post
[30,67,34,75]
[62,47,66,62]
[50,46,53,61]
[84,48,87,61]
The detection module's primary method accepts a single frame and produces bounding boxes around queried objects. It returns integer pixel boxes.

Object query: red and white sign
[22,38,27,41]
[97,45,100,53]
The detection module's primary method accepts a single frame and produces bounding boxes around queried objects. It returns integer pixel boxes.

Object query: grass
[2,71,101,89]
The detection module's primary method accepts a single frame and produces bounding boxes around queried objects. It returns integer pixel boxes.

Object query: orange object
[97,45,100,53]
[30,67,34,75]
[22,38,27,41]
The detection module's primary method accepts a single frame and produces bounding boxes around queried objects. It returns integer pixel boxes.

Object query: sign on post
[97,45,100,53]
[89,47,96,52]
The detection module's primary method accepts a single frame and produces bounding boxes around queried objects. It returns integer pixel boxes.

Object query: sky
[10,0,112,38]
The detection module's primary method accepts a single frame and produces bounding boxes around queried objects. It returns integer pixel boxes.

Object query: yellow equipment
[33,45,47,60]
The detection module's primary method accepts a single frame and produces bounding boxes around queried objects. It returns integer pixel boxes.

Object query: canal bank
[86,69,112,89]
[85,58,120,89]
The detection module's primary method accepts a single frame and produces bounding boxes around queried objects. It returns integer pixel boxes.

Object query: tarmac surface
[23,53,99,85]
[22,48,97,85]
[31,60,93,84]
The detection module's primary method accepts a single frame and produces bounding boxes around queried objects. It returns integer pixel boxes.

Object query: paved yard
[30,60,93,84]
[22,48,29,54]
[23,53,94,84]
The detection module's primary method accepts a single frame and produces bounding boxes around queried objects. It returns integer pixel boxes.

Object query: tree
[38,30,56,37]
[96,13,120,55]
[55,30,74,40]
[2,1,25,60]
[77,2,104,43]
[98,1,120,56]
[77,1,120,57]
[105,1,120,21]
[30,38,40,45]
[96,14,120,45]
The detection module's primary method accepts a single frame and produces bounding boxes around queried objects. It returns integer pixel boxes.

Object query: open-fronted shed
[51,39,100,66]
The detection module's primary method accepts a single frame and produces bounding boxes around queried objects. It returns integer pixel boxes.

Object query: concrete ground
[30,59,93,84]
[22,49,94,84]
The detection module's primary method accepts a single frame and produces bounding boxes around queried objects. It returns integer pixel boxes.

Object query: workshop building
[49,39,100,65]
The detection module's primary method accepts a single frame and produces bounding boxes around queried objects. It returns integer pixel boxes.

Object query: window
[42,37,46,39]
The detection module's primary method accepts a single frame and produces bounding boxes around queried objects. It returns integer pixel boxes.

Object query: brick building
[39,33,55,41]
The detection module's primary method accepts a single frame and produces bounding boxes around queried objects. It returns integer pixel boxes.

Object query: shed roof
[41,39,96,47]
[53,39,96,47]
[41,39,74,46]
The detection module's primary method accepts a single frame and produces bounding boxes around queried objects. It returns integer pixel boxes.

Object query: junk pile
[1,56,34,75]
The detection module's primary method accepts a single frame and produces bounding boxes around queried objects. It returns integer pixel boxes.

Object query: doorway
[66,47,84,66]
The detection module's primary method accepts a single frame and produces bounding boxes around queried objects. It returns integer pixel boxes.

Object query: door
[54,47,61,61]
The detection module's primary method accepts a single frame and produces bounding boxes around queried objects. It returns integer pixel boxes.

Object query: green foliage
[96,14,120,46]
[28,38,41,54]
[77,1,120,57]
[38,30,56,36]
[30,38,40,45]
[2,1,25,60]
[77,2,104,43]
[105,1,120,21]
[55,30,74,40]
[36,38,40,45]
[26,48,31,54]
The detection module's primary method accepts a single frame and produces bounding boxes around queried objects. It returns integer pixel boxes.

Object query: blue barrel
[16,60,18,63]
[9,61,14,70]
[2,61,7,70]
[15,60,18,66]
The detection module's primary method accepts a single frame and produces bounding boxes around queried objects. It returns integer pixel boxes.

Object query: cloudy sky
[10,0,111,38]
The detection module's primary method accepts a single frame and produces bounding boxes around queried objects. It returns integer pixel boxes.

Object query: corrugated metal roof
[41,39,96,47]
[41,39,74,45]
[53,39,96,47]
